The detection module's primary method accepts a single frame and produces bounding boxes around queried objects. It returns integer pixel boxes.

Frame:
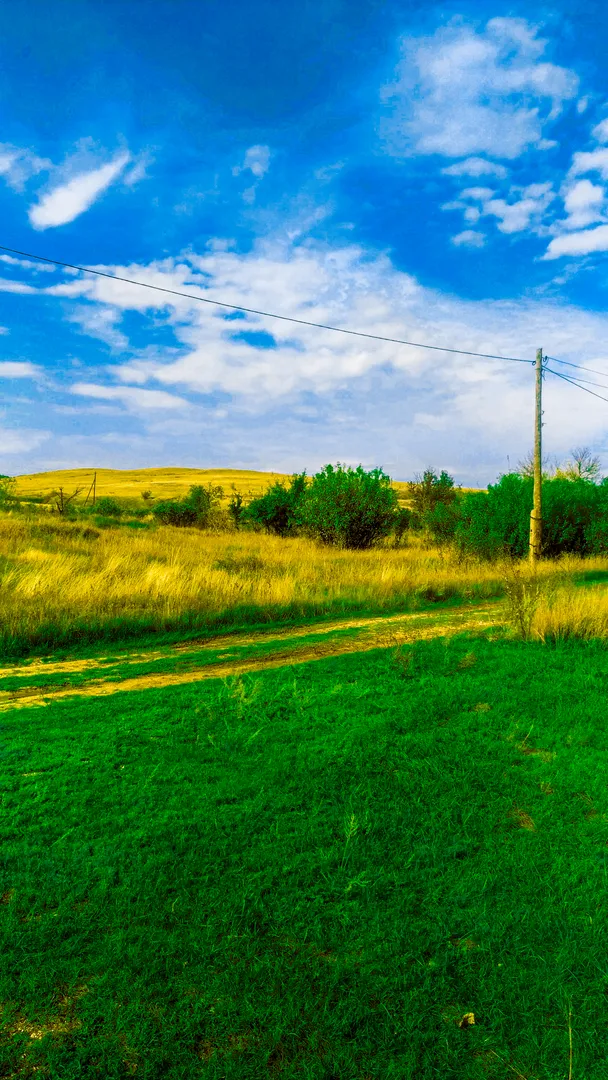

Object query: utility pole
[529,348,543,565]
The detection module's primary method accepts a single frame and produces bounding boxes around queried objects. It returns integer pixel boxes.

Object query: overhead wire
[545,354,608,379]
[544,364,608,405]
[0,243,535,365]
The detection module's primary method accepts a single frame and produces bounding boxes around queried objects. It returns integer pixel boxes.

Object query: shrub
[242,473,307,537]
[423,500,461,547]
[454,475,532,560]
[295,463,398,550]
[409,469,458,521]
[454,473,608,560]
[228,486,247,530]
[392,506,412,547]
[94,496,124,518]
[150,484,223,528]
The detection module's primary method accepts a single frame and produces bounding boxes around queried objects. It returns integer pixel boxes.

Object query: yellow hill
[13,467,480,506]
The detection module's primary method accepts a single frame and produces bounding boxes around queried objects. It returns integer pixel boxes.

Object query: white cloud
[561,178,605,229]
[483,182,555,233]
[0,143,50,192]
[592,117,608,143]
[0,361,42,379]
[381,16,578,160]
[446,182,555,235]
[451,230,486,247]
[543,224,608,259]
[0,254,56,272]
[442,157,508,178]
[233,144,271,179]
[28,152,130,229]
[0,278,38,294]
[14,233,608,481]
[568,147,608,181]
[70,382,191,410]
[0,427,51,454]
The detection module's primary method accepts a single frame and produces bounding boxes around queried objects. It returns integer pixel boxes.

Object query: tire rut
[0,606,506,713]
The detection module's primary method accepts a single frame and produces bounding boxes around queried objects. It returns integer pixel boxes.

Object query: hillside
[12,467,481,506]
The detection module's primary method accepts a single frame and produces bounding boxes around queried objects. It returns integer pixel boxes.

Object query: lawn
[2,632,607,1078]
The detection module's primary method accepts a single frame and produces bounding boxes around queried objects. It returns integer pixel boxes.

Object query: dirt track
[0,601,507,712]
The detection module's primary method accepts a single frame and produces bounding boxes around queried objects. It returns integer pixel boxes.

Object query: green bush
[151,484,223,528]
[454,475,533,560]
[409,469,458,523]
[295,463,398,550]
[94,496,124,518]
[453,473,608,560]
[242,473,307,537]
[391,506,412,546]
[423,500,461,547]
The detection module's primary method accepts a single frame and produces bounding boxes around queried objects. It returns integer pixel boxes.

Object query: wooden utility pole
[529,348,543,564]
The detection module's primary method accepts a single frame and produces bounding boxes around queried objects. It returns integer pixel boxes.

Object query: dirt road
[0,600,507,712]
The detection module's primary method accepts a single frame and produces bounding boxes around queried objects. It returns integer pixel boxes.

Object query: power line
[545,354,608,379]
[545,364,608,405]
[0,243,534,365]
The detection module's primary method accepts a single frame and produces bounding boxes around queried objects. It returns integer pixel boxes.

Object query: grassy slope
[1,633,607,1078]
[12,467,483,506]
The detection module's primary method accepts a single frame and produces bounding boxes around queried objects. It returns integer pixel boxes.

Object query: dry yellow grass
[530,579,608,641]
[0,511,606,651]
[13,466,482,507]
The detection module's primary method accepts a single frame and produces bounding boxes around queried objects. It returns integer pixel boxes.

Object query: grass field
[1,511,608,659]
[2,467,608,1078]
[2,631,607,1078]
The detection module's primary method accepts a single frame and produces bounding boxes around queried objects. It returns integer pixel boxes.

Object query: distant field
[12,467,482,507]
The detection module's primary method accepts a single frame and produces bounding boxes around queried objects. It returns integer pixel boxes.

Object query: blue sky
[3,2,608,485]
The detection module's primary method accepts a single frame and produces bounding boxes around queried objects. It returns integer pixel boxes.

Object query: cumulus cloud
[561,178,606,229]
[29,152,130,229]
[0,361,43,379]
[442,157,508,178]
[0,254,56,272]
[70,382,191,410]
[232,144,271,178]
[543,224,608,259]
[380,16,578,160]
[592,118,608,143]
[12,232,608,480]
[451,230,486,247]
[568,147,608,181]
[445,182,555,235]
[0,427,51,454]
[0,143,50,191]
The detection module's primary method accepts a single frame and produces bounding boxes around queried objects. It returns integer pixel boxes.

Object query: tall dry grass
[1,513,608,654]
[530,580,608,642]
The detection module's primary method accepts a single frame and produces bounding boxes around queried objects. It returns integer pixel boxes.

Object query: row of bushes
[425,472,608,559]
[5,464,608,558]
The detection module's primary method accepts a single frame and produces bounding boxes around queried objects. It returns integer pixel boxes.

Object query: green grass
[0,591,495,664]
[2,634,608,1078]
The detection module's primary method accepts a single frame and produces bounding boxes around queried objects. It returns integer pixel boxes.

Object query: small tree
[228,485,247,530]
[554,446,602,482]
[391,506,412,547]
[516,450,556,480]
[151,483,223,528]
[51,487,83,516]
[242,473,307,537]
[296,463,397,549]
[95,496,124,518]
[409,469,458,519]
[0,475,16,508]
[141,489,154,502]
